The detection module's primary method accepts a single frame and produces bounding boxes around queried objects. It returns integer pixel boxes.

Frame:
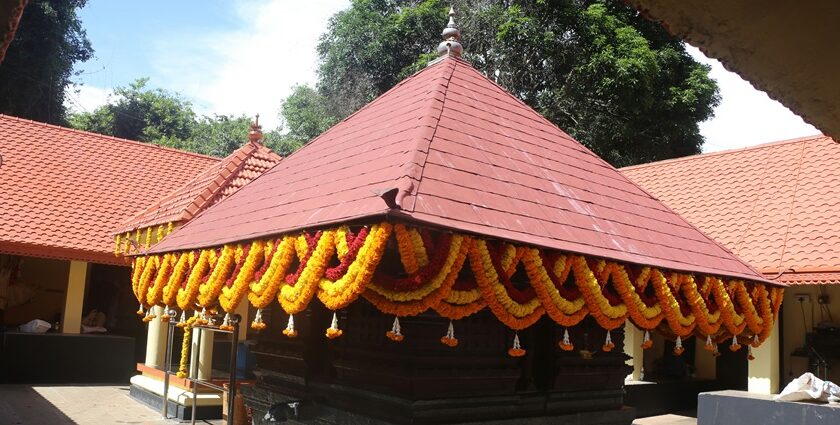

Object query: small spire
[437,6,463,58]
[248,114,263,142]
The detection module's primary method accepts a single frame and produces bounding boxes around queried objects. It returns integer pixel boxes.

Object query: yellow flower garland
[318,223,393,311]
[219,240,265,312]
[197,244,236,306]
[128,220,782,346]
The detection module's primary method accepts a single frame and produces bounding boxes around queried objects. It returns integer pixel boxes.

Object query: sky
[69,0,819,153]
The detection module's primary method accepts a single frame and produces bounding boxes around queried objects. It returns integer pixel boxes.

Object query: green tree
[70,79,280,158]
[69,78,195,143]
[306,0,719,166]
[279,85,338,145]
[0,0,93,125]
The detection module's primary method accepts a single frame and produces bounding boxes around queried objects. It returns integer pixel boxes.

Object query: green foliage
[279,85,338,145]
[70,79,265,157]
[302,0,719,166]
[0,0,93,125]
[70,78,195,143]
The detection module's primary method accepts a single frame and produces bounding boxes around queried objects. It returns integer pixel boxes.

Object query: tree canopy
[0,0,93,125]
[304,0,719,166]
[70,79,302,157]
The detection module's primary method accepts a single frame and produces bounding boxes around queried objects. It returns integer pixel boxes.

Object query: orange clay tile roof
[622,135,839,285]
[150,56,771,284]
[0,115,219,265]
[116,141,282,233]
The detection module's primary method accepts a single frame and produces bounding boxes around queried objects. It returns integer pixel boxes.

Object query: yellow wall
[3,257,69,326]
[782,286,840,384]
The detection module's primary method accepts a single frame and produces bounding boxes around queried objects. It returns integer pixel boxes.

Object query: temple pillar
[748,319,779,394]
[695,340,717,380]
[61,260,88,334]
[235,301,249,341]
[144,306,167,368]
[191,328,214,380]
[623,321,643,381]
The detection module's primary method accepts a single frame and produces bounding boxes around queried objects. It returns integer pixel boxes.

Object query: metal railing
[160,312,241,425]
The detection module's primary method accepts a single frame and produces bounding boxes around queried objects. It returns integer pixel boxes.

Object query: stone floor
[0,385,222,424]
[0,383,698,425]
[633,414,697,425]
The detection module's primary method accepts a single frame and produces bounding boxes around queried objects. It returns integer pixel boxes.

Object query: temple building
[123,10,782,424]
[623,134,840,394]
[0,114,218,382]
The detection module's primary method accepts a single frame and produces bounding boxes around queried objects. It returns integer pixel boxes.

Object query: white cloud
[150,0,350,130]
[64,84,112,114]
[687,45,819,152]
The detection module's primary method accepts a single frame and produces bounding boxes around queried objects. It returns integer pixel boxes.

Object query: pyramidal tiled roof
[151,57,768,283]
[117,140,282,233]
[622,135,839,285]
[0,115,218,265]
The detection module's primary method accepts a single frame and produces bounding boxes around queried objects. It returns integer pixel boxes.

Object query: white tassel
[732,334,738,347]
[330,312,338,330]
[605,332,613,345]
[563,329,572,346]
[221,313,231,328]
[179,311,186,324]
[513,332,522,350]
[287,314,296,332]
[675,335,682,350]
[447,321,455,339]
[753,334,759,344]
[255,308,263,323]
[643,330,651,344]
[706,334,713,346]
[391,317,402,336]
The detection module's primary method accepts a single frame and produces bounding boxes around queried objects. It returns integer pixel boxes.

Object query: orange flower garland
[123,220,782,347]
[470,240,544,330]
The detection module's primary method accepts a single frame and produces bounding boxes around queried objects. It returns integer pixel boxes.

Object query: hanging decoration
[326,312,343,339]
[125,221,783,351]
[508,332,525,357]
[441,320,458,347]
[283,314,297,338]
[386,316,404,342]
[559,329,574,351]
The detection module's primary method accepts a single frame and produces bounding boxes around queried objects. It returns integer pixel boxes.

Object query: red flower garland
[324,227,368,281]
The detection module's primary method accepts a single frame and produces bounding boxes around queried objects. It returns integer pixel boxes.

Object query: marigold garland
[176,249,211,310]
[219,240,264,312]
[198,244,236,306]
[126,220,782,347]
[177,315,198,378]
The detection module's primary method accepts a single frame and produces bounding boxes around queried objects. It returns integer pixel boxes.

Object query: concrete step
[633,414,697,425]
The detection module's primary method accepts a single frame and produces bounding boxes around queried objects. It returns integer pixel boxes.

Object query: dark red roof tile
[0,115,218,264]
[151,57,768,283]
[623,135,839,283]
[117,141,281,233]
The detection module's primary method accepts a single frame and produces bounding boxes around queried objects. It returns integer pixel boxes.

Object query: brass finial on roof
[437,6,463,58]
[248,114,263,142]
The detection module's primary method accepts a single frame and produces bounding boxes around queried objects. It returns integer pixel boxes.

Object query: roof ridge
[621,133,827,171]
[399,58,458,211]
[115,141,277,233]
[0,114,221,162]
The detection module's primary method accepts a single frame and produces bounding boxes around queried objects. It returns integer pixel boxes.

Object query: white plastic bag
[775,372,840,403]
[19,319,51,333]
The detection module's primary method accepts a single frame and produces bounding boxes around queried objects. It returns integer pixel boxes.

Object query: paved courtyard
[0,385,221,425]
